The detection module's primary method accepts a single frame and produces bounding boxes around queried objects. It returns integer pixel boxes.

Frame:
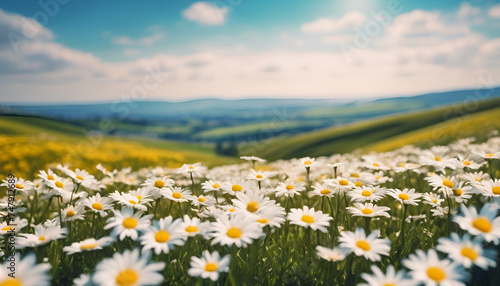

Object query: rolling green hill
[240,97,500,160]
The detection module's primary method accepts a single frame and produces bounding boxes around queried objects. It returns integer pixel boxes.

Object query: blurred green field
[240,97,500,160]
[0,115,238,178]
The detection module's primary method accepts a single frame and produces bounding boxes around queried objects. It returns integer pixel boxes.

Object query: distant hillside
[240,96,500,160]
[2,87,499,144]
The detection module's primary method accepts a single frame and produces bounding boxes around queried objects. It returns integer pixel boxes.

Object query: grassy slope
[241,97,500,160]
[0,115,238,168]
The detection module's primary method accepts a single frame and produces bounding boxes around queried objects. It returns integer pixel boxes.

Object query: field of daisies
[2,136,500,285]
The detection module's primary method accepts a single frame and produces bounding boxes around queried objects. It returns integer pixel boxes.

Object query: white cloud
[182,2,229,26]
[1,8,500,103]
[489,4,500,18]
[123,49,140,57]
[458,2,480,19]
[301,11,365,34]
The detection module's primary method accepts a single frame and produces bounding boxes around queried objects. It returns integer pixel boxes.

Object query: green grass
[241,97,500,160]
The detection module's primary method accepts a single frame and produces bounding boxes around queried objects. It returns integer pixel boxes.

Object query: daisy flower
[473,179,500,197]
[140,216,185,255]
[179,215,211,238]
[201,180,223,193]
[232,190,275,214]
[325,176,355,192]
[246,169,277,182]
[18,224,67,248]
[254,204,286,228]
[387,188,422,206]
[142,176,174,198]
[431,206,449,217]
[209,213,264,247]
[346,203,391,218]
[419,150,459,171]
[403,249,469,286]
[449,182,473,204]
[349,186,386,203]
[422,192,444,207]
[425,174,456,192]
[299,157,319,168]
[104,207,153,241]
[275,178,306,197]
[93,249,165,286]
[80,193,114,217]
[475,151,500,160]
[61,204,86,222]
[359,265,415,286]
[338,228,391,261]
[109,191,153,211]
[188,250,230,282]
[453,204,500,244]
[163,187,194,203]
[240,156,266,166]
[221,179,256,196]
[437,233,496,270]
[38,169,57,183]
[0,217,28,235]
[309,182,336,198]
[63,237,114,255]
[1,176,33,192]
[316,246,348,262]
[191,195,217,207]
[47,176,74,198]
[176,162,204,174]
[457,155,482,169]
[0,254,50,286]
[287,206,332,233]
[66,168,101,190]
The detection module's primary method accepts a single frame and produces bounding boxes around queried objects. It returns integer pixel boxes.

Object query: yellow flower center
[442,179,454,188]
[66,210,75,217]
[375,176,381,180]
[301,215,315,224]
[256,174,263,179]
[373,163,379,167]
[320,189,331,195]
[0,278,22,286]
[229,208,235,212]
[226,227,242,238]
[246,202,260,213]
[2,226,14,231]
[14,184,24,189]
[485,153,494,158]
[39,235,45,241]
[76,175,84,180]
[232,185,243,192]
[472,217,492,233]
[356,240,371,251]
[351,172,360,178]
[304,160,312,165]
[383,284,395,286]
[398,193,409,200]
[286,185,294,190]
[361,208,373,215]
[154,180,164,188]
[492,187,500,195]
[355,181,363,187]
[198,197,207,202]
[257,218,269,224]
[339,179,349,186]
[455,189,463,196]
[426,267,446,282]
[461,247,478,261]
[434,155,442,161]
[463,160,471,166]
[212,183,220,188]
[361,190,372,197]
[137,196,142,200]
[92,202,103,210]
[189,166,195,169]
[47,174,54,180]
[122,218,138,229]
[155,230,170,243]
[475,177,481,182]
[172,192,183,199]
[116,269,139,286]
[55,181,64,188]
[80,243,99,250]
[205,262,219,272]
[185,225,199,233]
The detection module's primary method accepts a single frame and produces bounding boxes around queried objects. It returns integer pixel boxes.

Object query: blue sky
[1,0,500,102]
